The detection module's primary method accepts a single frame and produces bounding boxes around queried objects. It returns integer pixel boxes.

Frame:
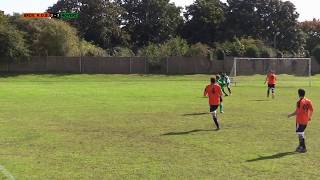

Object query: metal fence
[0,56,318,74]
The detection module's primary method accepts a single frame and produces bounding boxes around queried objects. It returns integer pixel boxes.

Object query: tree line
[1,0,320,63]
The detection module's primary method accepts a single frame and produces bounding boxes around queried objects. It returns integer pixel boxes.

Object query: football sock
[213,117,220,129]
[298,134,306,149]
[220,103,224,112]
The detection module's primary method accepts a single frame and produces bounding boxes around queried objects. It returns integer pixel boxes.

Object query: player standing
[264,70,277,99]
[203,77,223,130]
[287,89,313,153]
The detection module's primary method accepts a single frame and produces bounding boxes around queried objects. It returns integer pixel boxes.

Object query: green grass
[0,74,319,179]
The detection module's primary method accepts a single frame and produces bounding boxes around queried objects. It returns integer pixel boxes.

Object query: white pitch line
[0,165,15,180]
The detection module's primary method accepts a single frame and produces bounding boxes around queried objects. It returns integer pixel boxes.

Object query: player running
[264,70,277,99]
[203,77,223,130]
[223,73,232,95]
[217,74,228,97]
[287,89,313,153]
[216,75,226,113]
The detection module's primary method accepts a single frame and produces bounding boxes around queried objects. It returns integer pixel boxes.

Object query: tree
[224,0,258,40]
[10,15,106,57]
[117,0,183,48]
[182,0,226,44]
[224,0,304,53]
[300,19,320,53]
[263,1,305,54]
[0,14,30,62]
[48,0,128,49]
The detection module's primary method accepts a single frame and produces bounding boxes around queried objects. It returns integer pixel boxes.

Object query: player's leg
[296,124,307,153]
[271,85,275,99]
[267,85,271,97]
[227,83,232,95]
[222,86,228,96]
[219,96,224,113]
[210,105,220,130]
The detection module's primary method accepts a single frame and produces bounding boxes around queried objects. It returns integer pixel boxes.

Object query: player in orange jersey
[288,89,314,153]
[204,77,223,130]
[264,70,277,99]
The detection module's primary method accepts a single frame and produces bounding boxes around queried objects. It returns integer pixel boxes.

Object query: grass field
[0,74,319,179]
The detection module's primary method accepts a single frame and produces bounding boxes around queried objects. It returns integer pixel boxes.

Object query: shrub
[231,38,245,56]
[240,37,265,49]
[0,14,30,62]
[245,45,260,58]
[276,51,284,58]
[260,47,276,58]
[138,43,162,66]
[218,38,245,57]
[304,50,310,58]
[160,37,189,57]
[109,47,134,57]
[186,43,209,57]
[80,40,107,57]
[216,48,225,60]
[312,45,320,63]
[282,51,297,58]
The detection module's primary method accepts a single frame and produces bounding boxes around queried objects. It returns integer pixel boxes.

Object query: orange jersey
[204,83,222,105]
[266,73,277,85]
[295,98,314,125]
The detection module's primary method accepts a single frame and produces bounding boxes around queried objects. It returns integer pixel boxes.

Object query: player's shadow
[249,99,271,102]
[182,112,209,116]
[246,151,298,162]
[162,129,217,136]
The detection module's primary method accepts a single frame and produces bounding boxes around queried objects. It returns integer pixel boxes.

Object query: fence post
[45,55,48,73]
[144,57,147,74]
[79,56,82,73]
[166,57,169,74]
[129,57,132,74]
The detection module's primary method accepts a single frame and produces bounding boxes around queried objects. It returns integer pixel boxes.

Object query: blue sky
[0,0,319,21]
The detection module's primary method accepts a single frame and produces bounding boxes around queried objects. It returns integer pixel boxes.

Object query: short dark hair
[216,75,220,80]
[298,89,305,97]
[210,77,216,83]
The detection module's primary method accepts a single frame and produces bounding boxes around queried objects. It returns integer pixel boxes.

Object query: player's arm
[203,87,208,97]
[287,111,297,118]
[288,106,297,118]
[264,76,268,84]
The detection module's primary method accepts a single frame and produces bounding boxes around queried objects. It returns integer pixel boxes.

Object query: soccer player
[264,70,277,99]
[203,77,223,130]
[287,89,313,153]
[216,75,227,113]
[223,73,232,95]
[217,74,228,97]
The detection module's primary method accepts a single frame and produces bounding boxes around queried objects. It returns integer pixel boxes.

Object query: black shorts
[268,84,275,88]
[210,105,219,112]
[296,124,307,133]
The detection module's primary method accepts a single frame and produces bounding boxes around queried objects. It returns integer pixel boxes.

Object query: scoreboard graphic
[23,12,79,20]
